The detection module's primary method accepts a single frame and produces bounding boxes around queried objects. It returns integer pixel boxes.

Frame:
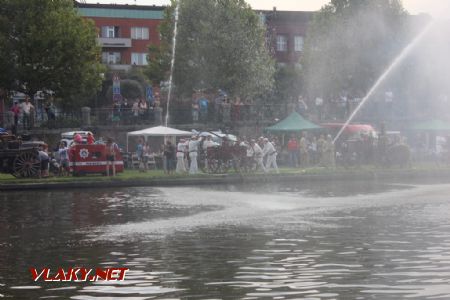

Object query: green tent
[266,112,321,133]
[412,119,450,131]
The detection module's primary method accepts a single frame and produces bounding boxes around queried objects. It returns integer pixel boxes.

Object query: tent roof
[412,119,450,131]
[266,112,321,132]
[127,126,192,137]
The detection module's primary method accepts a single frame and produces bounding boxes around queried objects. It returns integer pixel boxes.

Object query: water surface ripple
[1,181,450,299]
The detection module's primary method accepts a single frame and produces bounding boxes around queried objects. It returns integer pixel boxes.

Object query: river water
[1,179,450,299]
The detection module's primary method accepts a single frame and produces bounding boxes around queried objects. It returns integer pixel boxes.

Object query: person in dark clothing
[163,141,176,174]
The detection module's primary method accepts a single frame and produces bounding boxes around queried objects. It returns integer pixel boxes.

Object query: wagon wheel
[242,157,256,173]
[12,151,41,178]
[207,158,220,174]
[218,159,230,174]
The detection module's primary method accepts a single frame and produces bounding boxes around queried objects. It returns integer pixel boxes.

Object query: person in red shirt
[10,102,20,133]
[87,132,95,145]
[287,135,299,168]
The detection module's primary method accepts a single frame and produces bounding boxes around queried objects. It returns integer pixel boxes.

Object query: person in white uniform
[202,135,216,170]
[176,139,187,173]
[249,139,266,172]
[188,136,201,174]
[262,138,279,173]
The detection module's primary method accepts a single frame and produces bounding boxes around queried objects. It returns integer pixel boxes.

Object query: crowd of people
[134,133,337,176]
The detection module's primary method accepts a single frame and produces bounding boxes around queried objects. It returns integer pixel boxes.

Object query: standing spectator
[296,95,308,117]
[309,136,318,165]
[38,144,50,178]
[317,134,326,165]
[287,135,299,168]
[122,98,131,124]
[315,97,324,121]
[87,132,95,145]
[105,137,119,176]
[21,96,34,130]
[138,98,147,123]
[44,99,56,121]
[10,101,20,133]
[232,96,242,121]
[58,142,69,176]
[214,90,224,122]
[299,132,309,167]
[199,93,209,122]
[112,101,121,124]
[192,98,200,122]
[164,141,176,175]
[221,96,231,124]
[136,138,146,172]
[132,100,139,123]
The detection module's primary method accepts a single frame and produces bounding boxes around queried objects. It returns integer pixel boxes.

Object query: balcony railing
[97,37,131,48]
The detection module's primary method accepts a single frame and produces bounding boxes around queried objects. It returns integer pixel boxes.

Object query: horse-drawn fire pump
[0,133,41,178]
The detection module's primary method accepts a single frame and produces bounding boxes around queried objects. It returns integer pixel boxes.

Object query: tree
[302,0,408,98]
[0,0,104,108]
[145,0,275,100]
[274,65,303,103]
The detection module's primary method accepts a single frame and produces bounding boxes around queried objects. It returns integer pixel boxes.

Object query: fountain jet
[333,20,435,144]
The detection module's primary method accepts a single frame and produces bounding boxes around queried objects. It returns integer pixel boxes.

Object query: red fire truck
[68,144,124,176]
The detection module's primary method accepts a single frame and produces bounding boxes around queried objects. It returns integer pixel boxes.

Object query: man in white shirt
[176,139,187,173]
[188,136,201,174]
[249,139,266,172]
[262,138,279,173]
[21,96,34,130]
[202,135,217,170]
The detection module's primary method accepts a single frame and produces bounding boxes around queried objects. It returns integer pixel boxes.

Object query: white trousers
[256,157,266,172]
[265,154,279,173]
[189,152,198,174]
[176,154,186,173]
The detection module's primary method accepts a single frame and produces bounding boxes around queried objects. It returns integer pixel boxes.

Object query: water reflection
[1,180,450,299]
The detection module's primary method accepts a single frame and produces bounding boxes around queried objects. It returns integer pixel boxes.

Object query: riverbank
[2,165,450,191]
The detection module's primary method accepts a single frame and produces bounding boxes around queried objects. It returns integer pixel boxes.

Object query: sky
[84,0,450,17]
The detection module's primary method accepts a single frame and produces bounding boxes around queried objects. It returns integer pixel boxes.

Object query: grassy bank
[1,163,450,186]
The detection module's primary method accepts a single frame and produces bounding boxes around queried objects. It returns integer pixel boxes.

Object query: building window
[131,53,148,66]
[101,26,120,38]
[294,36,304,52]
[131,27,149,40]
[102,52,121,64]
[276,35,287,52]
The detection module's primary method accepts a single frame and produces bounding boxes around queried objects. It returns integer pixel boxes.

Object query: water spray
[165,1,180,127]
[333,20,435,144]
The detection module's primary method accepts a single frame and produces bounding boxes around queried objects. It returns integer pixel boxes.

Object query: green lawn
[1,163,450,185]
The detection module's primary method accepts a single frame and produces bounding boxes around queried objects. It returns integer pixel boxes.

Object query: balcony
[107,64,132,72]
[97,37,131,48]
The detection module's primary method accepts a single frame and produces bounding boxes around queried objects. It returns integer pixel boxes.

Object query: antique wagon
[0,133,41,178]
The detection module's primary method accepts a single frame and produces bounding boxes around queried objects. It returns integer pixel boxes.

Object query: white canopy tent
[126,126,192,152]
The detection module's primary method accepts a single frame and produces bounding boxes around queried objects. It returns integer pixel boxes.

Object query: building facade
[259,9,314,66]
[76,2,165,71]
[76,3,313,70]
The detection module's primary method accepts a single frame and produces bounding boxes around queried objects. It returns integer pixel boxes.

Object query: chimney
[273,6,276,12]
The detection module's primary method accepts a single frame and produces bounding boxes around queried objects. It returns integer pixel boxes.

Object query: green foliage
[106,79,144,101]
[302,0,408,97]
[274,65,303,102]
[146,0,275,99]
[0,0,104,107]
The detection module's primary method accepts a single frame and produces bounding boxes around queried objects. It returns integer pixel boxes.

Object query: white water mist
[165,1,180,127]
[333,20,435,144]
